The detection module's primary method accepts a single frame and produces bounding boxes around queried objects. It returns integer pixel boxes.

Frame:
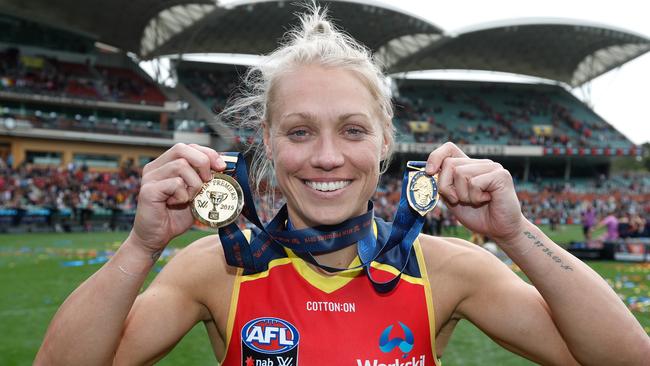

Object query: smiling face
[264,64,388,229]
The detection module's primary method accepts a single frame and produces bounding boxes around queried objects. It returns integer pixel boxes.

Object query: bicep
[112,238,221,365]
[457,261,579,365]
[113,283,207,365]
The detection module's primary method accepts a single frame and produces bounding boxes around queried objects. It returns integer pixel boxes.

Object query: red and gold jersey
[220,222,440,366]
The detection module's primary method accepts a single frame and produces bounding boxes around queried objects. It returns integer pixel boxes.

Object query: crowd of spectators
[177,67,239,111]
[394,82,631,149]
[0,107,174,138]
[373,172,650,240]
[0,158,139,231]
[0,48,166,106]
[3,155,649,241]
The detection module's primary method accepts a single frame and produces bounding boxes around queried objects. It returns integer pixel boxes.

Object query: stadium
[0,0,649,365]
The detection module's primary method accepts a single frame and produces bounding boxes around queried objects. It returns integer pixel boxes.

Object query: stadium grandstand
[0,0,649,234]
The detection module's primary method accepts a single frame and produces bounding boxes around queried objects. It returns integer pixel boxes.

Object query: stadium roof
[142,0,443,60]
[387,18,650,87]
[0,1,648,86]
[0,0,213,53]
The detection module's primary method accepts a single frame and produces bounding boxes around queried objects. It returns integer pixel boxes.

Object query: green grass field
[0,226,648,365]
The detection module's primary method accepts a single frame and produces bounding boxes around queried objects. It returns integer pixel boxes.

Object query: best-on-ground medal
[406,163,439,216]
[192,172,244,228]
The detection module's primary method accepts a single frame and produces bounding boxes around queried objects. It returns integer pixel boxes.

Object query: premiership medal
[406,162,439,216]
[192,171,244,228]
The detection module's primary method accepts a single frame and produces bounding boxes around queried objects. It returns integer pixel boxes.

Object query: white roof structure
[0,0,647,86]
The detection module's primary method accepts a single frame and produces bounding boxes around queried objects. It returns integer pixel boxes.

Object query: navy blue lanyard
[217,153,435,293]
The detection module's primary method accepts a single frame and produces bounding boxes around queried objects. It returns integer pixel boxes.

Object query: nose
[310,132,344,171]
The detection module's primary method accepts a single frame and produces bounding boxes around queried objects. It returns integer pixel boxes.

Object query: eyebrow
[281,112,317,121]
[339,112,370,121]
[281,112,370,121]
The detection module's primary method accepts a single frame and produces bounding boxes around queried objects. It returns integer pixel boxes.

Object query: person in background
[581,202,596,240]
[595,210,619,242]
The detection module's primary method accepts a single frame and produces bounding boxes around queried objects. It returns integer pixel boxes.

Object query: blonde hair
[219,3,395,197]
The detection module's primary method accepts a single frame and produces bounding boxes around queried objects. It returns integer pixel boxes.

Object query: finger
[469,167,513,204]
[438,158,493,204]
[188,144,227,171]
[425,142,469,175]
[453,162,504,204]
[143,143,212,181]
[454,163,504,205]
[140,177,190,206]
[141,158,204,198]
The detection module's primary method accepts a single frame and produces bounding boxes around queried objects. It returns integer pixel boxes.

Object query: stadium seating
[0,103,176,138]
[176,64,239,111]
[0,49,167,106]
[394,80,633,149]
[96,66,167,105]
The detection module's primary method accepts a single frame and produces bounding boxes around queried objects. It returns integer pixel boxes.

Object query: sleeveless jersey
[220,219,441,366]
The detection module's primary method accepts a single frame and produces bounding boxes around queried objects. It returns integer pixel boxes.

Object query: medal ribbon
[217,152,434,293]
[218,153,376,272]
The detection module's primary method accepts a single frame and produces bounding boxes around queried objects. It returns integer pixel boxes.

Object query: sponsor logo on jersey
[355,355,426,366]
[241,317,299,366]
[305,301,356,313]
[356,322,426,366]
[379,322,414,356]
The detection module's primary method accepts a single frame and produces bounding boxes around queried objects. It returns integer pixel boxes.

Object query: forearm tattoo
[523,231,573,271]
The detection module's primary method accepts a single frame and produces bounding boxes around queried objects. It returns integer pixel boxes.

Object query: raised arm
[425,142,650,365]
[35,143,226,365]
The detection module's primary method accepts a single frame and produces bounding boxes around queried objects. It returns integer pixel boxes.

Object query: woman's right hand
[130,143,226,254]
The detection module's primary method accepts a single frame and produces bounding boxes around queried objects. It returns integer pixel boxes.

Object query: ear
[380,131,390,161]
[262,120,272,159]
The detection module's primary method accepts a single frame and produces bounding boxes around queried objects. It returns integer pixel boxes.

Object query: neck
[309,244,359,273]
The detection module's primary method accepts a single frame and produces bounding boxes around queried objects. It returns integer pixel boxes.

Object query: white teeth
[305,180,351,192]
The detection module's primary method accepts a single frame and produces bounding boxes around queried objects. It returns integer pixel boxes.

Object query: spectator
[581,202,596,240]
[595,211,619,242]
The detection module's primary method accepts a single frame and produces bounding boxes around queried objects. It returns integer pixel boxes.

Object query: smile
[304,180,351,192]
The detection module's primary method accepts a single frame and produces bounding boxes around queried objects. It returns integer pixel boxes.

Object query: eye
[287,128,311,140]
[343,125,367,139]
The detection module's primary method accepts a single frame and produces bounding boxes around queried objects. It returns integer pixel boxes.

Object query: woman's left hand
[425,142,525,244]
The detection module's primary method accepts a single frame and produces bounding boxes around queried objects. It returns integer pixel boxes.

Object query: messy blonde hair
[219,3,395,197]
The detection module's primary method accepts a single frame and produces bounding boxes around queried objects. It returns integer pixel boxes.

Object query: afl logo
[241,317,300,354]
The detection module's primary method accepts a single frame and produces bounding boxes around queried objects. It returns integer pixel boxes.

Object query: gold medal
[191,172,244,228]
[407,169,439,216]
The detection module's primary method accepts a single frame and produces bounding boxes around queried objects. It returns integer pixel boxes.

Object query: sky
[392,0,650,145]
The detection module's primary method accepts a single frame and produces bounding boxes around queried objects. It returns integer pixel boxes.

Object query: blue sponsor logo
[242,317,300,354]
[379,322,414,358]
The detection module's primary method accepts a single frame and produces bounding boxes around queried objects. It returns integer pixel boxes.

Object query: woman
[36,8,648,366]
[596,210,620,242]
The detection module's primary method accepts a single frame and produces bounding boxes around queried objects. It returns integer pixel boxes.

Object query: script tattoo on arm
[523,231,573,272]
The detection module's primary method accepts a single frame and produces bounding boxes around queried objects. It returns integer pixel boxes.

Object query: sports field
[1,226,648,365]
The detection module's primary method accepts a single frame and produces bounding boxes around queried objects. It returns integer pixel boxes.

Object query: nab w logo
[276,356,293,366]
[379,322,414,358]
[196,200,208,208]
